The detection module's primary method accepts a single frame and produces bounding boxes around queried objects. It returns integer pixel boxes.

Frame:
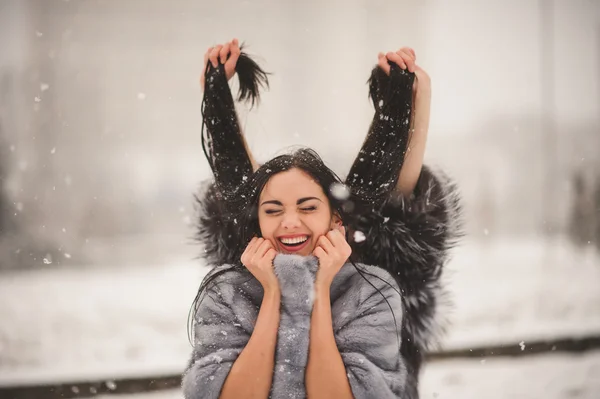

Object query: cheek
[258,214,275,239]
[306,212,332,236]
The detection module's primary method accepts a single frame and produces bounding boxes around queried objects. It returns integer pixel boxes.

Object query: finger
[313,246,326,260]
[328,226,347,245]
[241,237,258,259]
[255,239,274,259]
[326,229,344,248]
[225,39,241,73]
[204,47,213,68]
[246,236,259,251]
[249,237,264,255]
[399,47,416,61]
[386,52,407,70]
[219,42,230,64]
[265,248,277,262]
[209,45,222,67]
[396,49,415,73]
[318,235,335,254]
[378,52,391,75]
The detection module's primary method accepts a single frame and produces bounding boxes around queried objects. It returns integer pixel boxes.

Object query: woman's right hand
[240,237,279,292]
[200,38,241,91]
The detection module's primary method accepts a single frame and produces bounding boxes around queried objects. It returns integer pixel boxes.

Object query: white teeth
[280,236,308,245]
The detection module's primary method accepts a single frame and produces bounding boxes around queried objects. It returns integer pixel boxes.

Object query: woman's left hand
[313,227,352,288]
[377,47,431,98]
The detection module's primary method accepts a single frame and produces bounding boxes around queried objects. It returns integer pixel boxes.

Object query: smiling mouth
[278,235,310,252]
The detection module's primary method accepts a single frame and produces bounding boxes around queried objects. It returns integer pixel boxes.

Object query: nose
[281,211,301,229]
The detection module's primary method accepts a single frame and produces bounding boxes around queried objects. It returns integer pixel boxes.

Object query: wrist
[263,284,281,299]
[314,278,332,296]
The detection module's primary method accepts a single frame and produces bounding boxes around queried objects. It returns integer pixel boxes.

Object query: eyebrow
[260,197,322,207]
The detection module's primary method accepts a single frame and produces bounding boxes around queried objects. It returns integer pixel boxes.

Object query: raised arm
[345,47,431,206]
[193,41,269,266]
[200,39,268,202]
[345,49,462,397]
[381,50,432,196]
[345,54,414,209]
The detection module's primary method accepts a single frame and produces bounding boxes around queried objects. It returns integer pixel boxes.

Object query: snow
[443,237,600,349]
[419,351,600,399]
[0,237,599,390]
[89,351,600,399]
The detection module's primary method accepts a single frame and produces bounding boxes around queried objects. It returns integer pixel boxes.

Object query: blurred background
[1,0,599,398]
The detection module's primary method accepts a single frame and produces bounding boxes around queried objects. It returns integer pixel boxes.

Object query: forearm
[240,133,259,172]
[305,285,354,399]
[345,65,414,208]
[202,65,254,197]
[396,87,430,196]
[220,288,281,399]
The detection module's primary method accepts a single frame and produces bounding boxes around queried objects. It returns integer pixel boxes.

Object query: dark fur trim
[193,181,246,267]
[348,165,462,398]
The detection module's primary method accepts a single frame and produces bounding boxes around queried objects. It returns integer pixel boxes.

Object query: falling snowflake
[50,147,56,154]
[330,183,350,200]
[137,92,146,100]
[40,83,50,91]
[105,381,117,390]
[519,341,525,351]
[353,231,366,243]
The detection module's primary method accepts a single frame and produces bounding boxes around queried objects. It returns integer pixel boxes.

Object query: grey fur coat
[182,254,406,399]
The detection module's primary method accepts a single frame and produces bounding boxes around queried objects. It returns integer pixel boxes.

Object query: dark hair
[233,148,352,245]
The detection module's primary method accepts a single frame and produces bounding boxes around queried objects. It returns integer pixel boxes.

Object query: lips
[277,235,311,253]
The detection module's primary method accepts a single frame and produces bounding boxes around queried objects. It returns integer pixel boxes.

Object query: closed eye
[300,206,317,212]
[264,209,281,215]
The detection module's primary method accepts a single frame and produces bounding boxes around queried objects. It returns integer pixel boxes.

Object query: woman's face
[258,168,340,256]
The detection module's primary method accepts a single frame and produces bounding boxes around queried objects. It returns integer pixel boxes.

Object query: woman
[183,39,461,399]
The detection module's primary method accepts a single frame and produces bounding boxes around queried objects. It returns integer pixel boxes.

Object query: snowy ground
[90,351,600,399]
[1,236,599,391]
